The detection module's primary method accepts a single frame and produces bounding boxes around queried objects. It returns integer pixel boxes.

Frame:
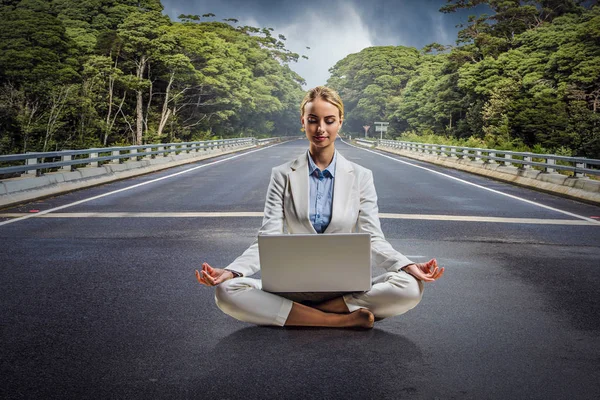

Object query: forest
[328,0,600,158]
[0,1,599,159]
[0,0,305,155]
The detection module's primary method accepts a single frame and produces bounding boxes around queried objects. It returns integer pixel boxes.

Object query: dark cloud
[162,0,476,47]
[160,0,483,87]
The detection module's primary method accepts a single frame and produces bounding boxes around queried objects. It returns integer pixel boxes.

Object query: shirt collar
[307,150,337,178]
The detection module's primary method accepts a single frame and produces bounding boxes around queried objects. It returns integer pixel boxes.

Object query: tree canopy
[328,1,600,158]
[0,0,305,154]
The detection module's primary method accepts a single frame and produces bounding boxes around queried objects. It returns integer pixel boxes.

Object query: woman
[196,86,444,329]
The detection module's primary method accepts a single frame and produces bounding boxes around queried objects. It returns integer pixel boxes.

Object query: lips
[314,136,328,141]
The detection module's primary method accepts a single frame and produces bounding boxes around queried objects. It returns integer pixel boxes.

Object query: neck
[309,145,335,170]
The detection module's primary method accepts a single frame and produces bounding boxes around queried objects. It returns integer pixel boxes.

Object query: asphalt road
[1,139,599,399]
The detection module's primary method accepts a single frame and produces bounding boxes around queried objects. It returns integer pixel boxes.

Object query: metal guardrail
[377,140,600,177]
[355,138,377,147]
[0,137,279,178]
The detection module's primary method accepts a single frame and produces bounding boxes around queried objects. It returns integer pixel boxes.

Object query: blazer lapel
[325,152,355,233]
[288,153,316,233]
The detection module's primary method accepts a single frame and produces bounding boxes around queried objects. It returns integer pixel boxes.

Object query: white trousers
[215,271,424,326]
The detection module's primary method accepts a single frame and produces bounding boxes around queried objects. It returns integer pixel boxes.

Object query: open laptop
[258,233,372,293]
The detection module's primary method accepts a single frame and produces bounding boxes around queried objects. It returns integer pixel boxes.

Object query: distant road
[1,139,599,399]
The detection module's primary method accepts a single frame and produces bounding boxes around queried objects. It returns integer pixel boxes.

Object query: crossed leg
[214,271,423,329]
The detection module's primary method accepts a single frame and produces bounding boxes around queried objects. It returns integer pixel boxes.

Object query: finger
[195,271,210,286]
[195,270,204,284]
[419,260,433,274]
[203,270,216,285]
[420,266,436,279]
[428,267,444,281]
[409,269,434,282]
[196,270,212,286]
[426,259,437,272]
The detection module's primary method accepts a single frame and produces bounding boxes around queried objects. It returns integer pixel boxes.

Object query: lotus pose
[196,86,444,329]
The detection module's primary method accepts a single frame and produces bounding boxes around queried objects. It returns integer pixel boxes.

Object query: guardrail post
[111,150,120,163]
[129,148,137,161]
[157,146,164,157]
[475,150,482,162]
[90,151,98,167]
[575,161,587,178]
[523,156,532,169]
[462,149,469,160]
[545,158,555,173]
[61,153,71,171]
[488,151,497,164]
[25,153,38,176]
[504,154,513,167]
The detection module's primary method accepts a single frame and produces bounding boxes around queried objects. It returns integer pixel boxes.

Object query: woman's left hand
[195,262,234,287]
[403,259,444,282]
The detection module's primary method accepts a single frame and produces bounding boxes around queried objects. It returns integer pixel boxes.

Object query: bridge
[1,139,599,399]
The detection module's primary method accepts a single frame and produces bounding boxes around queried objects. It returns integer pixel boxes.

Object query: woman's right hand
[195,262,234,287]
[402,259,444,282]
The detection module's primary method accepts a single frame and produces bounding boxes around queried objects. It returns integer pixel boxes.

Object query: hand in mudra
[403,259,444,282]
[195,262,234,287]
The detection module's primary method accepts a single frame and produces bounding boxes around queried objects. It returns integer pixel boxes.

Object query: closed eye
[308,119,336,124]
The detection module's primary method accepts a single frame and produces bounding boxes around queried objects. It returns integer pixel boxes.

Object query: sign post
[374,122,389,140]
[363,125,371,138]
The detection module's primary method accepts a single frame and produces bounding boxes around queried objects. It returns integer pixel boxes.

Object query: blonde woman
[196,86,444,329]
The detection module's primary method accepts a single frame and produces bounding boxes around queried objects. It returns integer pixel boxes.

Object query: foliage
[328,1,600,159]
[0,0,304,154]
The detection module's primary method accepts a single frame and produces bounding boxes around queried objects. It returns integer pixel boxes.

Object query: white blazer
[225,151,414,277]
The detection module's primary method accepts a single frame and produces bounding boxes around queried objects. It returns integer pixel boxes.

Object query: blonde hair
[300,86,344,120]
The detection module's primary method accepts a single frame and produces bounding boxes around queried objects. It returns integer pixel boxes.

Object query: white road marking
[0,143,284,227]
[0,212,264,218]
[342,139,600,225]
[0,212,597,225]
[380,213,597,225]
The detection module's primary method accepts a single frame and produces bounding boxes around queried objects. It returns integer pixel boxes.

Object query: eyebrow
[308,114,336,118]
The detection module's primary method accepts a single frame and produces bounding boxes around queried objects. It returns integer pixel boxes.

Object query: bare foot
[344,309,375,329]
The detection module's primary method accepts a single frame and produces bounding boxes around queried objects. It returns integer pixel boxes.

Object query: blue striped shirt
[307,151,337,233]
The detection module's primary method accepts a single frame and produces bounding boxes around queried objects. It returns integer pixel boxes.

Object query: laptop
[258,233,372,293]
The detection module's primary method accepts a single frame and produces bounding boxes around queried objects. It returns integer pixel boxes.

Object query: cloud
[160,0,479,85]
[272,1,374,89]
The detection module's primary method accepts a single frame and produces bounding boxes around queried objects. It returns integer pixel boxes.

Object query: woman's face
[301,98,343,151]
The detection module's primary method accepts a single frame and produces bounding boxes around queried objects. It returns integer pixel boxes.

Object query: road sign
[374,121,389,139]
[363,125,370,137]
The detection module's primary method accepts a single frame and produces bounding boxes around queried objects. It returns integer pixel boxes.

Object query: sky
[161,0,481,89]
